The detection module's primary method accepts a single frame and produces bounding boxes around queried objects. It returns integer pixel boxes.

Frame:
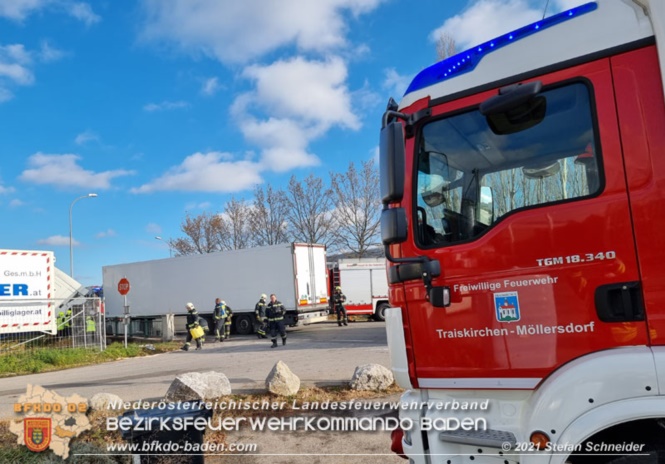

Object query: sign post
[117,277,130,348]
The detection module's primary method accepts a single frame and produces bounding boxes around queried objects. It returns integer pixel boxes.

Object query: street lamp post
[155,236,172,257]
[69,193,98,277]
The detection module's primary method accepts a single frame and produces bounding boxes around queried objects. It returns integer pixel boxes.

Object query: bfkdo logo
[10,385,91,460]
[24,418,51,452]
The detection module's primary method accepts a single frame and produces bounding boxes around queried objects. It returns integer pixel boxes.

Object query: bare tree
[330,161,381,257]
[436,31,457,61]
[218,197,251,250]
[249,184,289,246]
[170,212,223,256]
[284,174,337,248]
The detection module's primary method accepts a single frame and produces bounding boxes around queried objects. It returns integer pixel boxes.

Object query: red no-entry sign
[117,277,130,295]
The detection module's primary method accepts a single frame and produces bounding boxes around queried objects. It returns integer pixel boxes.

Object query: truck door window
[415,82,601,247]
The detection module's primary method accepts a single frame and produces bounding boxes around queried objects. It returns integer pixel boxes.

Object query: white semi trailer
[102,243,330,335]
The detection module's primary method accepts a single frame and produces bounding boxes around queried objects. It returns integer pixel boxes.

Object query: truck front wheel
[234,314,253,335]
[374,303,389,322]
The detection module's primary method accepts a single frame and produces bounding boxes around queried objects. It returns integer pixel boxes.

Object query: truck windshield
[415,81,601,247]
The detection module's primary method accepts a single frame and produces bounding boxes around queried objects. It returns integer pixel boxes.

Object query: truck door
[611,45,665,346]
[405,57,648,388]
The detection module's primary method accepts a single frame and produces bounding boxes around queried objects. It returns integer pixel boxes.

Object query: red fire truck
[380,0,665,462]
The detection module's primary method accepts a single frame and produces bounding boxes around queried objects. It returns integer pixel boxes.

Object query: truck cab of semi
[381,1,665,462]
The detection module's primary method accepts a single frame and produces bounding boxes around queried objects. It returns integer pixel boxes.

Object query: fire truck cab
[381,1,665,462]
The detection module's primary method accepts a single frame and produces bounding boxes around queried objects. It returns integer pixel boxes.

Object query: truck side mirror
[380,121,406,205]
[381,208,408,245]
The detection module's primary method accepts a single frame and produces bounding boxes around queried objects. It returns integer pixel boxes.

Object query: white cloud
[238,117,319,172]
[138,1,379,177]
[184,201,211,210]
[1,44,31,65]
[352,80,382,111]
[39,40,66,62]
[201,77,219,96]
[9,199,24,208]
[140,2,375,177]
[0,44,34,85]
[74,130,99,145]
[145,223,162,234]
[0,184,15,194]
[428,0,594,59]
[140,0,382,64]
[143,100,189,112]
[19,153,134,189]
[131,151,263,193]
[0,41,64,102]
[96,229,116,238]
[38,235,77,246]
[382,68,412,100]
[0,0,100,25]
[0,62,34,85]
[0,88,13,102]
[232,57,360,171]
[430,0,541,52]
[243,57,359,129]
[552,0,589,12]
[67,2,100,26]
[0,0,49,21]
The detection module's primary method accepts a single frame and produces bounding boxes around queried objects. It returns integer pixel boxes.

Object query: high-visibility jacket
[57,312,66,329]
[213,302,226,321]
[86,316,96,333]
[223,305,233,325]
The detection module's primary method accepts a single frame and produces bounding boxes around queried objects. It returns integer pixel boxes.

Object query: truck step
[439,429,516,448]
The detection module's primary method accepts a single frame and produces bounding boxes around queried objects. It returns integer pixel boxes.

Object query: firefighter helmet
[186,302,195,311]
[261,294,267,300]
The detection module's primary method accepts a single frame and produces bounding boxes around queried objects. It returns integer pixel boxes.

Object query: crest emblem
[494,292,520,322]
[24,418,51,452]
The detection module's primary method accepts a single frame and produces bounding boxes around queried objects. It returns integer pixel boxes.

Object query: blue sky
[0,0,583,286]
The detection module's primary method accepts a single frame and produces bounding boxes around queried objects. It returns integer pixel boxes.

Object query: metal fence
[0,297,106,355]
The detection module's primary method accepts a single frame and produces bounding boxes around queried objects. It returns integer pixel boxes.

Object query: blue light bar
[404,2,597,97]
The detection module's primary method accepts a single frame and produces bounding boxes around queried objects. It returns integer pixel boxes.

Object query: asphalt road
[0,319,394,418]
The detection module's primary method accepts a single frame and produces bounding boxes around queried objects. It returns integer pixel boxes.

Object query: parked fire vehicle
[328,258,389,320]
[380,1,665,462]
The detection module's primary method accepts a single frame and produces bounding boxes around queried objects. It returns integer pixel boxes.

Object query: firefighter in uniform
[182,302,203,351]
[213,298,227,342]
[86,314,96,343]
[64,308,72,337]
[255,294,268,339]
[222,301,233,340]
[266,293,287,348]
[333,286,348,326]
[57,311,67,336]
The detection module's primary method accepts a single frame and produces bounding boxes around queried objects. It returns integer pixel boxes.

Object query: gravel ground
[214,428,404,464]
[206,394,406,464]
